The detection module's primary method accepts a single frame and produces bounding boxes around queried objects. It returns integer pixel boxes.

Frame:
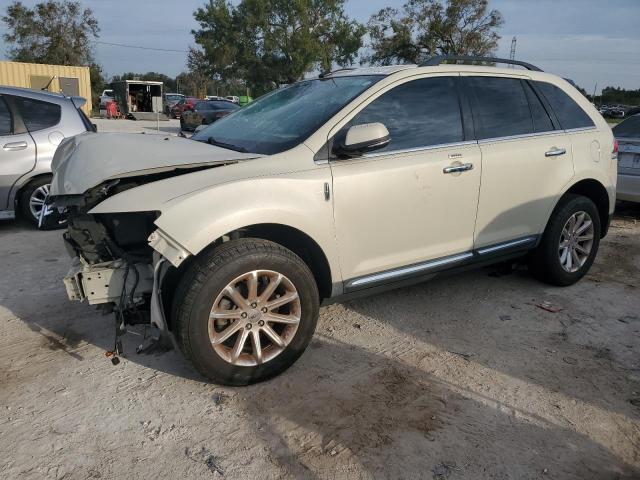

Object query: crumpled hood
[50,132,262,195]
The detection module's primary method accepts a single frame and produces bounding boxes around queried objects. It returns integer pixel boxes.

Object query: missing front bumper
[63,257,154,305]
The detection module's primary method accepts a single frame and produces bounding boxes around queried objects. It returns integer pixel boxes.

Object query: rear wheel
[528,194,601,286]
[174,238,319,385]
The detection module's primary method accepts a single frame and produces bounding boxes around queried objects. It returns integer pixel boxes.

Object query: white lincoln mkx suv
[50,56,617,385]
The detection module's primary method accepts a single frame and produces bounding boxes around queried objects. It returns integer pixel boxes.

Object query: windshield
[192,75,382,154]
[166,94,183,102]
[196,101,239,111]
[613,115,640,138]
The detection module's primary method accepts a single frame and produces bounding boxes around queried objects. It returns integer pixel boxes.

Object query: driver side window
[350,76,464,153]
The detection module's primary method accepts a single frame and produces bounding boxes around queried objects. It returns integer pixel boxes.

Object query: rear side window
[523,82,555,133]
[0,97,12,135]
[534,82,594,130]
[13,97,61,131]
[467,76,533,139]
[349,76,463,152]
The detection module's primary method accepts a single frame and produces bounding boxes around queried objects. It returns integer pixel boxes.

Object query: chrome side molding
[347,252,474,288]
[345,235,539,291]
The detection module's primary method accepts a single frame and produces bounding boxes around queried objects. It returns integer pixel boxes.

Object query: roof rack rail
[420,55,543,72]
[319,67,356,78]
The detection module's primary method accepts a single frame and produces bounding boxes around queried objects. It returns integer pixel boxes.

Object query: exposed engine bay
[52,167,220,355]
[46,131,263,358]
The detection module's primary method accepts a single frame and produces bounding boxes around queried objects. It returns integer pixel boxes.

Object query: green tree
[192,0,365,95]
[598,87,640,107]
[2,0,99,65]
[365,0,503,65]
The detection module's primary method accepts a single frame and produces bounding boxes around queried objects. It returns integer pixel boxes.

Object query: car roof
[0,85,73,103]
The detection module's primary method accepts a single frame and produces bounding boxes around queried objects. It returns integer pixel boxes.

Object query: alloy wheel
[208,270,301,366]
[29,183,50,220]
[558,211,594,273]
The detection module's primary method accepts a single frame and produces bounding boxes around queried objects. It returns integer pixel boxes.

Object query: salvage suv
[49,56,617,385]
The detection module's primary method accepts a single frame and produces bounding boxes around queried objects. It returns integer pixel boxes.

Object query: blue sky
[0,0,638,92]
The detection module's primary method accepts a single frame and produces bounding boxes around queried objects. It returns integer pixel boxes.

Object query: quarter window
[467,76,533,139]
[349,77,464,152]
[534,81,594,130]
[0,97,12,135]
[13,97,61,131]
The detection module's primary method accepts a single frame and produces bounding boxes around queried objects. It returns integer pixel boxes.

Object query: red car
[170,97,198,119]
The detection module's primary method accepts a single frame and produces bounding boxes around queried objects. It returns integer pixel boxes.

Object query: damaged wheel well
[161,223,332,330]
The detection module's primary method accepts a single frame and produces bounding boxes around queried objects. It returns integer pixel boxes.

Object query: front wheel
[528,194,601,286]
[174,238,319,385]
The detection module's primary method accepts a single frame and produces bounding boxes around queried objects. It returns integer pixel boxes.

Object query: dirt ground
[1,203,639,479]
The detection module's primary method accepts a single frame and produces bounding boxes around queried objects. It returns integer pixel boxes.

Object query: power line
[93,40,188,54]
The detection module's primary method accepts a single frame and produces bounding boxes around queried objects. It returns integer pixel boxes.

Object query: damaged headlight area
[53,181,186,353]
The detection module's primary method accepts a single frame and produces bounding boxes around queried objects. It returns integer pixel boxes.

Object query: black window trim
[526,80,562,130]
[521,79,557,134]
[1,95,28,135]
[0,95,14,135]
[328,74,471,161]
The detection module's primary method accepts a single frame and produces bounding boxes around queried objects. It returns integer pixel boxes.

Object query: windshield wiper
[206,136,248,153]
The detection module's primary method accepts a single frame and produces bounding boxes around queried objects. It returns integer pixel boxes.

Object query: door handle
[545,147,566,157]
[3,141,28,151]
[443,163,473,174]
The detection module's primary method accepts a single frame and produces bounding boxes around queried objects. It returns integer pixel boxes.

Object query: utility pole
[509,36,517,67]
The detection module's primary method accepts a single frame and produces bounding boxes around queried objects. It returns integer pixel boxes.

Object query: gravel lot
[0,121,639,478]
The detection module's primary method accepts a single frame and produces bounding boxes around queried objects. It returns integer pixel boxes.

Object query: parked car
[170,97,198,119]
[606,107,626,119]
[225,96,240,104]
[163,93,185,116]
[613,114,640,202]
[0,86,94,227]
[49,56,616,385]
[99,89,114,107]
[180,100,240,131]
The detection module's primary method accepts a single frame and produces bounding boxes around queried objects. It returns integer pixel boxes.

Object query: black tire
[173,238,319,385]
[528,194,601,286]
[18,176,65,229]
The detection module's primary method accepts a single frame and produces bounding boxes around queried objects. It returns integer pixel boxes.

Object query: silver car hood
[50,132,262,195]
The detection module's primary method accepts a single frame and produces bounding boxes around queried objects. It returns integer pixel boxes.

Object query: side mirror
[333,122,390,157]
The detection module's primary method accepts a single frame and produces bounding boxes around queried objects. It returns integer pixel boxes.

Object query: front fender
[154,167,342,283]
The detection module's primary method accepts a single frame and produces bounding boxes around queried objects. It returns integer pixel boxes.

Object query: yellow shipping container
[0,60,92,114]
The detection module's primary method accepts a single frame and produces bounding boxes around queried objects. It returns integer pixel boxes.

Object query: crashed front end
[47,132,260,353]
[54,182,188,351]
